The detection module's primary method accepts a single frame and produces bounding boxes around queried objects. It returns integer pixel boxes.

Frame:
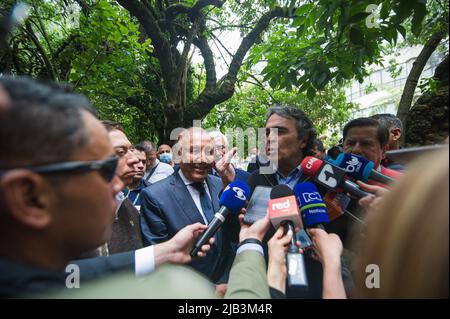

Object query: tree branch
[31,1,54,58]
[244,73,280,104]
[193,19,217,90]
[166,0,225,19]
[185,7,293,123]
[207,17,253,31]
[74,0,91,17]
[397,30,446,145]
[73,49,101,89]
[117,0,176,91]
[224,7,290,83]
[53,34,80,60]
[175,20,199,90]
[23,21,59,81]
[210,31,234,59]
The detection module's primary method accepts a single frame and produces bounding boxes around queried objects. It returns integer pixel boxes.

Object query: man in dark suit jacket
[140,127,237,288]
[247,105,354,299]
[0,76,214,298]
[100,120,144,255]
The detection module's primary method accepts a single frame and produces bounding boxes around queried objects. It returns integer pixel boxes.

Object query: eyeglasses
[0,155,119,182]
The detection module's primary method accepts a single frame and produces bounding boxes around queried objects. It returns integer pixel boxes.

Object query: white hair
[209,130,229,147]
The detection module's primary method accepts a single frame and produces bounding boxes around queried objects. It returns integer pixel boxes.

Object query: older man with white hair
[209,130,250,183]
[140,127,238,294]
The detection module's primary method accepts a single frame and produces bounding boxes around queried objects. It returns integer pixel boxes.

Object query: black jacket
[0,251,134,298]
[108,198,143,254]
[140,171,236,284]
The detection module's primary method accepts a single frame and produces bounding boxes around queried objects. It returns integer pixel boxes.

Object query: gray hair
[370,113,403,132]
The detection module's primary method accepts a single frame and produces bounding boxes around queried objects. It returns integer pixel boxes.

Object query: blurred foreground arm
[308,228,346,299]
[225,211,271,299]
[267,227,293,295]
[136,222,214,276]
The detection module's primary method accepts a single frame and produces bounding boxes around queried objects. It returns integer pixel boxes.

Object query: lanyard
[132,193,140,206]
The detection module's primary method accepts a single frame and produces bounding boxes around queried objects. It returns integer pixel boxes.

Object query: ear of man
[391,128,402,142]
[0,171,54,229]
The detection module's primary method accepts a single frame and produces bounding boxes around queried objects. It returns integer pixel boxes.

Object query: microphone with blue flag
[332,153,394,185]
[294,182,329,229]
[190,180,250,257]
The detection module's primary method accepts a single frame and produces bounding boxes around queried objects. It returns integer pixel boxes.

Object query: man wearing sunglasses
[0,76,215,298]
[96,120,144,256]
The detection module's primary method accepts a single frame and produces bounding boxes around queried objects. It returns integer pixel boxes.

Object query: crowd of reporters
[0,75,447,299]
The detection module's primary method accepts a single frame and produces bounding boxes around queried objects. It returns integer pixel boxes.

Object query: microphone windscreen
[300,156,324,177]
[294,182,329,227]
[333,153,374,182]
[219,180,250,213]
[270,184,294,199]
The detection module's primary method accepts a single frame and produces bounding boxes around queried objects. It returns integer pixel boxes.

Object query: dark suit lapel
[170,171,206,225]
[205,175,224,273]
[206,175,221,212]
[262,173,278,187]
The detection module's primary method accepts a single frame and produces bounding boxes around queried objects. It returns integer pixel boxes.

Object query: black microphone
[268,185,308,288]
[190,180,250,257]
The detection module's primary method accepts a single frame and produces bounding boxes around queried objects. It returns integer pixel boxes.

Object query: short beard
[128,177,141,189]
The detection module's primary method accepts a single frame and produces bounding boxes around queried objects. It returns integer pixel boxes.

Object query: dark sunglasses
[0,155,118,182]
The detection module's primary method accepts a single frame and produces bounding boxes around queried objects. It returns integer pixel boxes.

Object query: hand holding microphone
[157,223,216,265]
[267,226,294,295]
[190,180,250,257]
[307,228,343,267]
[268,185,308,288]
[357,180,390,213]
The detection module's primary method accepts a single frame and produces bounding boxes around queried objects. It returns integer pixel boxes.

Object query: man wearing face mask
[141,141,174,184]
[158,144,175,167]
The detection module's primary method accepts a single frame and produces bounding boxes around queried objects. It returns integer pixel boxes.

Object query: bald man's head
[175,127,214,182]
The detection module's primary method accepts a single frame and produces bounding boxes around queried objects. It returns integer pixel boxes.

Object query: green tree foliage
[244,0,432,98]
[67,1,161,143]
[1,0,175,143]
[1,0,441,145]
[204,84,356,151]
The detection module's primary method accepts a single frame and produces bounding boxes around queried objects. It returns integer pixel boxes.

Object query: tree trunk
[162,86,185,144]
[397,31,445,145]
[404,86,449,147]
[404,54,449,147]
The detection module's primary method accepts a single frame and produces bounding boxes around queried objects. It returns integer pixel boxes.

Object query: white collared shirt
[144,159,174,183]
[178,170,212,225]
